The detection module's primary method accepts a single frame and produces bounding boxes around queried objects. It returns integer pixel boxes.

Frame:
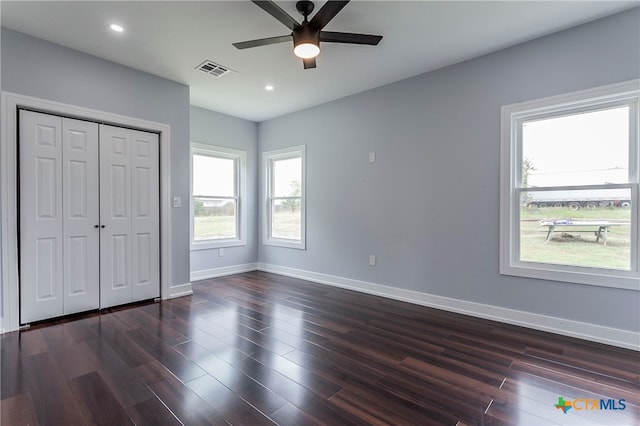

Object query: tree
[522,158,536,188]
[193,198,206,216]
[281,180,301,212]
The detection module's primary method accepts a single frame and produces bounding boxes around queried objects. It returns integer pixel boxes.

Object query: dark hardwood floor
[1,271,638,425]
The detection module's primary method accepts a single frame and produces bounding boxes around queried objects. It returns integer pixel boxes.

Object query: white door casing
[2,92,177,333]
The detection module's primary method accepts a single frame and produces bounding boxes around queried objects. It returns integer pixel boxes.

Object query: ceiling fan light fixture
[293,25,320,59]
[233,0,383,69]
[294,42,320,59]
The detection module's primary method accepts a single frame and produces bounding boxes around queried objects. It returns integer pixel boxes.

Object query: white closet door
[100,125,159,308]
[131,130,160,302]
[62,118,100,314]
[20,111,64,323]
[99,125,133,308]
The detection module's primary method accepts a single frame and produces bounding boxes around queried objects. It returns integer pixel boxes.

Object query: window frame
[500,80,640,290]
[190,143,247,250]
[263,145,306,250]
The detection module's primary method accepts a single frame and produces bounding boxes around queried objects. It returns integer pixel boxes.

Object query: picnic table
[539,220,620,246]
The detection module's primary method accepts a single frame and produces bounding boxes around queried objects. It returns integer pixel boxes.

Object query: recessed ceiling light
[109,24,124,33]
[265,85,274,91]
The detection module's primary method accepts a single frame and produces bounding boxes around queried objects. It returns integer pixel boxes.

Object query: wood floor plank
[128,396,183,426]
[330,388,429,426]
[1,393,40,426]
[248,347,344,400]
[2,271,638,425]
[134,360,229,426]
[67,372,134,426]
[79,336,156,408]
[125,326,208,383]
[283,348,386,388]
[85,315,155,368]
[186,374,277,425]
[39,324,96,380]
[22,352,92,425]
[377,372,485,425]
[269,402,323,426]
[0,334,29,400]
[185,348,291,417]
[15,329,48,357]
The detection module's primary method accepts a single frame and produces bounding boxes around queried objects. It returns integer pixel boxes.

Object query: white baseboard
[191,263,259,282]
[168,282,193,299]
[256,262,639,351]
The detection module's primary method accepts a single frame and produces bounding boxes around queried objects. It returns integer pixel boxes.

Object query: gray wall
[189,106,259,272]
[1,28,191,288]
[258,9,640,332]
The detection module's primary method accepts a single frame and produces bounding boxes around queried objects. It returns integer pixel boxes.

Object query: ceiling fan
[233,0,383,69]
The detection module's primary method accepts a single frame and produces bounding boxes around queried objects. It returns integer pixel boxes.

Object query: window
[190,143,246,249]
[500,81,639,290]
[263,145,306,249]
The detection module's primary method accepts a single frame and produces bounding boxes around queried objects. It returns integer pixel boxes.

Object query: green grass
[519,207,631,270]
[272,210,301,240]
[196,207,631,270]
[194,210,302,241]
[194,215,236,240]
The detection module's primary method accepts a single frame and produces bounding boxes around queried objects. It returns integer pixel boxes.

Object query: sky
[273,157,301,197]
[192,154,301,197]
[522,105,629,187]
[193,155,235,196]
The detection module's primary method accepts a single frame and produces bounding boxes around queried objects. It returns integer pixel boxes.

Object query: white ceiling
[2,1,638,122]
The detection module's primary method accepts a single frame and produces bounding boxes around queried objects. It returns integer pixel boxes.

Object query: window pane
[519,189,631,270]
[193,155,235,197]
[273,157,302,197]
[272,198,301,240]
[522,107,629,188]
[193,197,237,240]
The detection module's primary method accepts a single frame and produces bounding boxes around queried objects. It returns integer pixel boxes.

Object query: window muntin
[264,146,306,249]
[191,144,246,249]
[500,81,639,290]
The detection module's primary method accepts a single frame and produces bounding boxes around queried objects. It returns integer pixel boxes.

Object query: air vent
[195,60,233,77]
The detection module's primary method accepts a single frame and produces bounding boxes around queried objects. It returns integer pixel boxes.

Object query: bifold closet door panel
[130,130,160,302]
[19,111,65,323]
[99,125,133,308]
[62,117,100,315]
[19,111,100,323]
[100,125,159,308]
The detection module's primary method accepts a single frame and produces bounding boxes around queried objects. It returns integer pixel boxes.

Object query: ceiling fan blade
[233,35,292,50]
[309,1,350,30]
[320,31,382,45]
[303,57,317,69]
[252,0,299,31]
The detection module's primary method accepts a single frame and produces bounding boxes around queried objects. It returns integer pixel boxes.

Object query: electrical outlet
[369,255,376,266]
[219,248,224,257]
[172,196,181,208]
[369,152,376,163]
